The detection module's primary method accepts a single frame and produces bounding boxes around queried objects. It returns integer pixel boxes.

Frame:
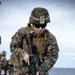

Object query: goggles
[34,24,47,28]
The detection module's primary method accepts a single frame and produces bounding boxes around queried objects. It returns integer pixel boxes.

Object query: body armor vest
[2,59,8,69]
[22,25,49,56]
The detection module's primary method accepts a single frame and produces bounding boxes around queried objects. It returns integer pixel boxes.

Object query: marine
[0,53,2,75]
[8,54,14,75]
[1,51,8,75]
[10,7,59,75]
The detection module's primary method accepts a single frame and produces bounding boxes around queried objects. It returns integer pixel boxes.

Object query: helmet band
[30,15,49,21]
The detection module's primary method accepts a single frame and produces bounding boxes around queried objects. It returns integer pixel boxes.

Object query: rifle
[24,35,39,75]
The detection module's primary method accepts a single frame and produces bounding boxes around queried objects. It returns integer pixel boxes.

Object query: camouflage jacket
[10,25,59,74]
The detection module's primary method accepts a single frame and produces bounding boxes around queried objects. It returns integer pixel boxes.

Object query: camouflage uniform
[0,53,2,75]
[1,58,8,75]
[10,7,59,75]
[8,54,14,75]
[1,51,8,75]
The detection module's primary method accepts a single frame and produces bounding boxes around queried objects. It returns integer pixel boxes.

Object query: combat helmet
[2,51,6,57]
[29,7,50,24]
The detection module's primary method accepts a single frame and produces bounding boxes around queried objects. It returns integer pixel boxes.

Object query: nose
[39,26,43,30]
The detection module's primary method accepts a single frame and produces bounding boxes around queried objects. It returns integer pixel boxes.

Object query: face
[33,24,47,35]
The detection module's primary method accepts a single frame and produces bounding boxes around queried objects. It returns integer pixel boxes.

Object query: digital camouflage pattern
[8,54,14,75]
[1,58,8,75]
[10,25,59,75]
[0,53,2,75]
[29,7,50,24]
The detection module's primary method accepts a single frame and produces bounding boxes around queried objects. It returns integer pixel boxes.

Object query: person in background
[8,54,14,75]
[10,7,59,75]
[1,51,8,75]
[0,53,2,75]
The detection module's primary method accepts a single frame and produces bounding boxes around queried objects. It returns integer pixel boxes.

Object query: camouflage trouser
[14,66,49,75]
[14,68,49,75]
[8,67,14,75]
[14,67,30,75]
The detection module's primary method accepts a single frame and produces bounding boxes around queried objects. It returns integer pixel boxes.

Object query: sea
[49,68,75,75]
[2,68,75,75]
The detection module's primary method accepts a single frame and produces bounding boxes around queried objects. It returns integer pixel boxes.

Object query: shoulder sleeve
[10,27,27,61]
[38,31,59,73]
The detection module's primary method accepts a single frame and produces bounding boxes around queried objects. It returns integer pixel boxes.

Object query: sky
[0,0,75,68]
